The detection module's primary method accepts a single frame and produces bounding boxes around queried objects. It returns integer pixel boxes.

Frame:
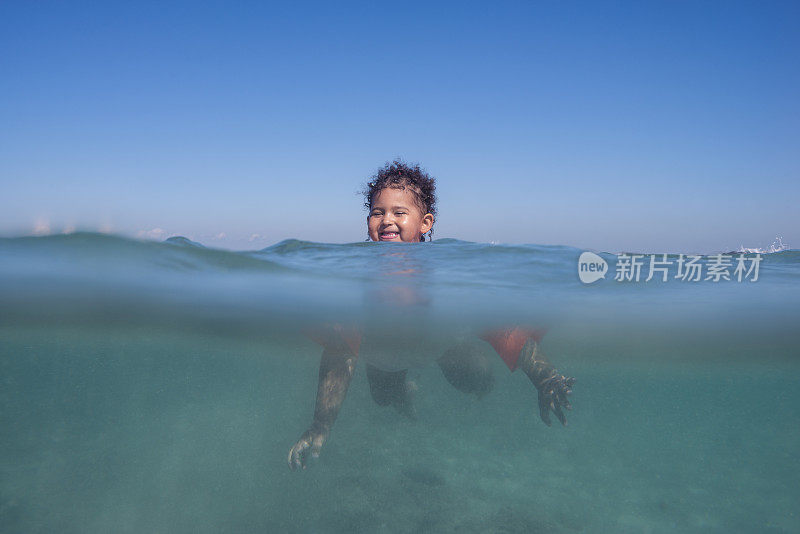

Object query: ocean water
[1,233,798,533]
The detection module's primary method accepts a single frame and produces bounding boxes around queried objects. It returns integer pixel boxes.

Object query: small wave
[0,231,291,275]
[737,236,790,254]
[165,236,206,248]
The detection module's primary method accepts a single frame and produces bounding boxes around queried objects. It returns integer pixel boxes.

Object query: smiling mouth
[379,232,400,240]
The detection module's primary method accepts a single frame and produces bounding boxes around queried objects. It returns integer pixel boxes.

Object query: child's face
[368,187,434,242]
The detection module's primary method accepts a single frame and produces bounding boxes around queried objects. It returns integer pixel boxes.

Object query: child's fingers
[288,439,311,471]
[538,395,552,426]
[553,404,568,426]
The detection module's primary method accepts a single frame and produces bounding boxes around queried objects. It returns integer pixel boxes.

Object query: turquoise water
[1,234,799,533]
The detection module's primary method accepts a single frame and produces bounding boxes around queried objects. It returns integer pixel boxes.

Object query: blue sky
[2,1,798,252]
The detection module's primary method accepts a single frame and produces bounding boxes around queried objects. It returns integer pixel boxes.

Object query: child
[288,160,574,471]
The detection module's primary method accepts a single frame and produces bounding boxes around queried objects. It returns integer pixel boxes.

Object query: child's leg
[437,342,494,398]
[365,364,416,418]
[366,364,407,405]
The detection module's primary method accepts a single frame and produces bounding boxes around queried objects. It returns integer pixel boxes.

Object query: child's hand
[535,371,575,426]
[518,338,575,426]
[288,424,329,471]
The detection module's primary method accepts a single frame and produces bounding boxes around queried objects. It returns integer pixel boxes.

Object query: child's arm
[288,325,361,471]
[481,327,574,426]
[517,337,574,426]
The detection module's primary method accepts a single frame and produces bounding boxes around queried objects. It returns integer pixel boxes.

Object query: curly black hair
[362,160,438,241]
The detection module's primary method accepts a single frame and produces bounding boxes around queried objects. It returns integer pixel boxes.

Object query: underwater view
[1,233,798,533]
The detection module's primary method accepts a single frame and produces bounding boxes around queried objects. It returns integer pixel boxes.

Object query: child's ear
[421,213,434,234]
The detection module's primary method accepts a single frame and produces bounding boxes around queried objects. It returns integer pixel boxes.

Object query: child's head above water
[363,160,437,242]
